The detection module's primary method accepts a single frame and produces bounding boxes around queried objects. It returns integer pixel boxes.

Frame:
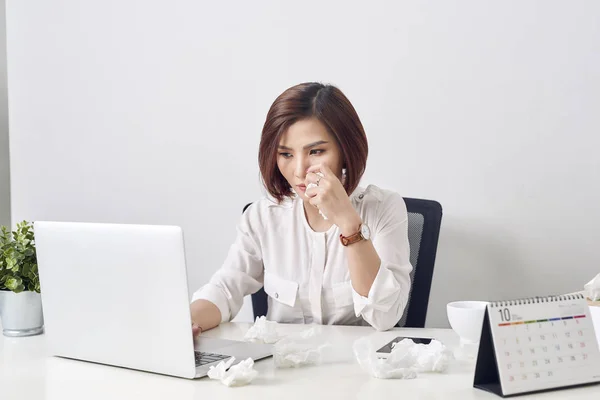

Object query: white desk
[1,322,600,400]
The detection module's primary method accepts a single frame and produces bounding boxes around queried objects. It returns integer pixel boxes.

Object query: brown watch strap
[340,231,364,246]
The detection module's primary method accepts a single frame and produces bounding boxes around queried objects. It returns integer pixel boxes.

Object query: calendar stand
[474,307,503,395]
[473,294,600,397]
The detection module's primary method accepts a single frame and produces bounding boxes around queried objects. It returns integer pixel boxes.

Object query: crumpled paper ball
[207,357,258,387]
[243,316,281,344]
[584,273,600,302]
[353,337,454,379]
[244,317,330,368]
[273,326,330,368]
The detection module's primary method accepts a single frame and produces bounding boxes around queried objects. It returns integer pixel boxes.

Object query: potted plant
[0,221,44,337]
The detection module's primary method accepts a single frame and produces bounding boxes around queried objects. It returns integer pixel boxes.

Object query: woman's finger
[305,172,322,185]
[318,164,334,177]
[309,195,322,207]
[305,184,321,198]
[192,323,202,337]
[307,163,334,177]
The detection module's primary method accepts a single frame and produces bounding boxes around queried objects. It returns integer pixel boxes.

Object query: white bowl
[447,301,488,344]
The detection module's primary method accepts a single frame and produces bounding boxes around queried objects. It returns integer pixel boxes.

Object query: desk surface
[2,322,600,400]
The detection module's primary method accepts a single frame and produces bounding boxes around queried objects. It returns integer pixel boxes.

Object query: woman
[190,82,412,334]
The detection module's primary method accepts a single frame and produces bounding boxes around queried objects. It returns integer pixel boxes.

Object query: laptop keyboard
[194,351,230,367]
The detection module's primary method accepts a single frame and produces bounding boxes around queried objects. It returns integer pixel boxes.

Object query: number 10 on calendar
[498,307,511,322]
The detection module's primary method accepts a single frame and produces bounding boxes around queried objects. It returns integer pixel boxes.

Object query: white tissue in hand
[305,183,328,220]
[207,357,258,387]
[273,326,330,368]
[244,316,281,344]
[585,273,600,301]
[306,172,328,220]
[353,337,453,379]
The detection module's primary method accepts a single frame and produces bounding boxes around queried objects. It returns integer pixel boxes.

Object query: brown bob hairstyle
[258,82,368,203]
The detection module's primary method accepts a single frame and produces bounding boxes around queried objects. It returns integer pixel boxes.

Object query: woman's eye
[310,149,325,156]
[279,152,292,158]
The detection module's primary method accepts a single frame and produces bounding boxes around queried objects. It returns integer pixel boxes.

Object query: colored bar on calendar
[536,319,548,322]
[562,316,573,320]
[574,315,586,319]
[498,322,511,326]
[525,320,537,324]
[549,317,561,321]
[512,321,524,325]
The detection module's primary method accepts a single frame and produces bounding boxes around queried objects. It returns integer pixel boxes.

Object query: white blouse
[191,184,413,331]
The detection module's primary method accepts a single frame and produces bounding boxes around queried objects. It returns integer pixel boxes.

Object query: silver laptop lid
[34,221,196,379]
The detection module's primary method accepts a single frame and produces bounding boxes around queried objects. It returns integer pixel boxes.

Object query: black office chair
[244,197,443,328]
[397,198,442,327]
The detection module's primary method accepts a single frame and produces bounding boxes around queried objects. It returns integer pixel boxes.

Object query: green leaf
[22,262,31,277]
[5,276,23,291]
[0,221,39,293]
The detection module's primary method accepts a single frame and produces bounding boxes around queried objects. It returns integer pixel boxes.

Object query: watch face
[361,224,371,240]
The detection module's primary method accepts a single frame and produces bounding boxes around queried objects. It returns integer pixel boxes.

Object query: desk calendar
[474,294,600,397]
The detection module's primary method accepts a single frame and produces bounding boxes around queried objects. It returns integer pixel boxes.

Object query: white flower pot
[0,290,44,337]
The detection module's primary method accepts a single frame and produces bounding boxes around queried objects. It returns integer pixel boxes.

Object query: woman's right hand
[189,299,222,339]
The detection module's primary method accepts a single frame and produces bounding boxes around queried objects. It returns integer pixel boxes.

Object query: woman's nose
[294,157,309,179]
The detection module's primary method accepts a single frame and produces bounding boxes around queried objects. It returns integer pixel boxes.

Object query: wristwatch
[339,224,371,246]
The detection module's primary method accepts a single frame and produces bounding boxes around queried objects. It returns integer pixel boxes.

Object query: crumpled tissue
[353,337,453,379]
[207,357,258,387]
[306,172,328,220]
[243,316,281,344]
[584,273,600,302]
[243,317,330,368]
[273,326,330,368]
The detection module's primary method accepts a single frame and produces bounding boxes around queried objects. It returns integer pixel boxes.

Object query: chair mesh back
[396,212,423,327]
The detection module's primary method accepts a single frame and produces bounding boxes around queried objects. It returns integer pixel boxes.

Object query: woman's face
[277,117,344,200]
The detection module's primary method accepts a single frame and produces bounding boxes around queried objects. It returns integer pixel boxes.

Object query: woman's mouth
[296,184,306,192]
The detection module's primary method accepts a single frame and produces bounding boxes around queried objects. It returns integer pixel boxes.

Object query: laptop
[34,221,272,379]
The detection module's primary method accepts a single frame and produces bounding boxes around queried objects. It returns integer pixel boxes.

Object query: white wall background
[6,0,600,327]
[0,0,9,228]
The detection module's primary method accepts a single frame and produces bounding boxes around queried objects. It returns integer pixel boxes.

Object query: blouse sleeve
[191,204,264,322]
[351,192,413,331]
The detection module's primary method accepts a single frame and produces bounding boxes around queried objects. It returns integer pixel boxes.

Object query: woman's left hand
[305,164,362,235]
